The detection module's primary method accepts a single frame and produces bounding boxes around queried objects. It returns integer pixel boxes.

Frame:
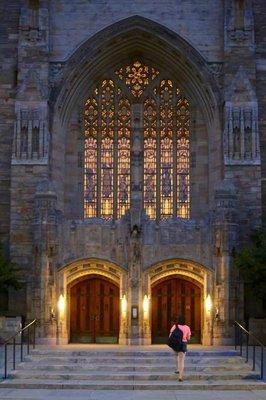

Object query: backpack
[167,324,183,352]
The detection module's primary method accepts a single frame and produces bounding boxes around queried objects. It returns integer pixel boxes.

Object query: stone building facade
[0,0,265,345]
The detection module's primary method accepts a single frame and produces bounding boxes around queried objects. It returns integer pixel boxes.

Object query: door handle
[95,315,99,321]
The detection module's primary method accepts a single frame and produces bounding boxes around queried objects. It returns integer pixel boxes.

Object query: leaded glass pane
[160,137,173,218]
[84,137,97,217]
[176,98,190,218]
[144,98,157,219]
[101,137,113,218]
[117,98,131,218]
[84,78,131,219]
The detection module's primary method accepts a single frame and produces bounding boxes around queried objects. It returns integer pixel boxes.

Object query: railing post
[234,323,237,350]
[246,333,249,363]
[252,345,256,371]
[33,322,36,349]
[13,338,16,370]
[27,326,30,355]
[4,344,7,379]
[20,329,23,362]
[240,330,243,356]
[261,346,264,380]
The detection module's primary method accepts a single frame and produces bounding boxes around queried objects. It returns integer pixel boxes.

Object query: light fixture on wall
[57,294,65,320]
[205,294,212,313]
[121,294,127,314]
[143,295,149,316]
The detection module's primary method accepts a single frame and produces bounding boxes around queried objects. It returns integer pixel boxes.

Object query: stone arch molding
[57,258,127,293]
[50,15,221,127]
[143,259,214,299]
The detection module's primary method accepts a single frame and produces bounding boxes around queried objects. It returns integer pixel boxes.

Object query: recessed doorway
[69,275,119,344]
[152,276,202,344]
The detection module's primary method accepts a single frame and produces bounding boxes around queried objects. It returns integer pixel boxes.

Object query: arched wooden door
[152,277,201,344]
[70,276,119,343]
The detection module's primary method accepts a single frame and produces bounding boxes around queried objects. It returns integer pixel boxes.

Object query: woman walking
[169,316,191,382]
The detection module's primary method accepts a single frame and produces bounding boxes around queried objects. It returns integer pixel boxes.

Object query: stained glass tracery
[84,80,131,219]
[116,61,159,97]
[144,80,190,219]
[84,60,190,220]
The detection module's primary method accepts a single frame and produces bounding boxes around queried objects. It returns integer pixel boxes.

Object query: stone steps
[27,349,239,357]
[16,363,251,372]
[0,346,265,392]
[1,378,266,391]
[10,369,260,381]
[23,355,246,364]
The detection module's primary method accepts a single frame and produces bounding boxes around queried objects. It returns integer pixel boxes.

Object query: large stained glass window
[84,60,190,220]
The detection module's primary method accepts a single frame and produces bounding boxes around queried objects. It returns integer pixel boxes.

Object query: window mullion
[173,88,177,218]
[156,99,161,221]
[97,90,102,218]
[113,91,118,220]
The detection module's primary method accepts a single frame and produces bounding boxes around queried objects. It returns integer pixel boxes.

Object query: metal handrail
[2,319,37,379]
[3,319,37,345]
[234,320,265,380]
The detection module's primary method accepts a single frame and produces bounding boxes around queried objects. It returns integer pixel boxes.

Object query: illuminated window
[84,61,190,220]
[84,80,131,219]
[144,81,190,219]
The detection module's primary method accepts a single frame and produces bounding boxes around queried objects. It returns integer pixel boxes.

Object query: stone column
[212,179,239,345]
[33,179,59,344]
[127,103,144,344]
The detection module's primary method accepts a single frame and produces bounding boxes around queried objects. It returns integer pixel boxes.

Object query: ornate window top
[115,60,159,97]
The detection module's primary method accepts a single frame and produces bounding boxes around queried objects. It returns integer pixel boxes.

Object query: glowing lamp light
[143,295,149,315]
[57,294,65,316]
[121,295,127,314]
[205,294,212,313]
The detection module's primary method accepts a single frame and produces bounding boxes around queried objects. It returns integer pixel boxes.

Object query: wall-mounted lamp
[57,294,65,320]
[121,294,127,314]
[50,307,56,321]
[143,295,149,315]
[205,294,212,313]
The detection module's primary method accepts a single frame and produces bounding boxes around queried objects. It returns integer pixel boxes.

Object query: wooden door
[70,276,119,343]
[152,278,201,343]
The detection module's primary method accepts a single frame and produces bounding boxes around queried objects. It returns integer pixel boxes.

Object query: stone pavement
[0,389,265,400]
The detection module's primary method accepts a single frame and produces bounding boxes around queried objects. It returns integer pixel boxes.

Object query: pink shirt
[170,324,191,342]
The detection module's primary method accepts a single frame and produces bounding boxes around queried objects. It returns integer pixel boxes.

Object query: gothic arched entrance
[151,276,202,344]
[69,275,120,343]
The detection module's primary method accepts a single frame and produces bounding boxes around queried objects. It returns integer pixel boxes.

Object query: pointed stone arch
[50,15,221,126]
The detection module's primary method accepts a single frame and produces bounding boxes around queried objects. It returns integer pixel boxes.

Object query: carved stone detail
[224,68,260,165]
[225,0,255,50]
[12,106,49,164]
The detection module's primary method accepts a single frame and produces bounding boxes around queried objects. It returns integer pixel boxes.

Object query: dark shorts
[175,342,187,353]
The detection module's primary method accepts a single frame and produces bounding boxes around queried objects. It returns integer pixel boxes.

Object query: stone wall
[254,0,266,219]
[49,0,224,62]
[0,1,20,245]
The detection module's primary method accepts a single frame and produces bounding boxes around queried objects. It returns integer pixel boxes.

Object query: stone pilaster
[212,179,239,345]
[127,103,144,344]
[33,179,59,343]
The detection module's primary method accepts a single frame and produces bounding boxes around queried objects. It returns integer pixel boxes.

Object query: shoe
[175,371,179,374]
[179,378,183,382]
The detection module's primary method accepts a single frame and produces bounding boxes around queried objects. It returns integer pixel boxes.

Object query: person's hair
[177,315,185,325]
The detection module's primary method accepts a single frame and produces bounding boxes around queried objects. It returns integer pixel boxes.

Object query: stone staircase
[0,346,266,394]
